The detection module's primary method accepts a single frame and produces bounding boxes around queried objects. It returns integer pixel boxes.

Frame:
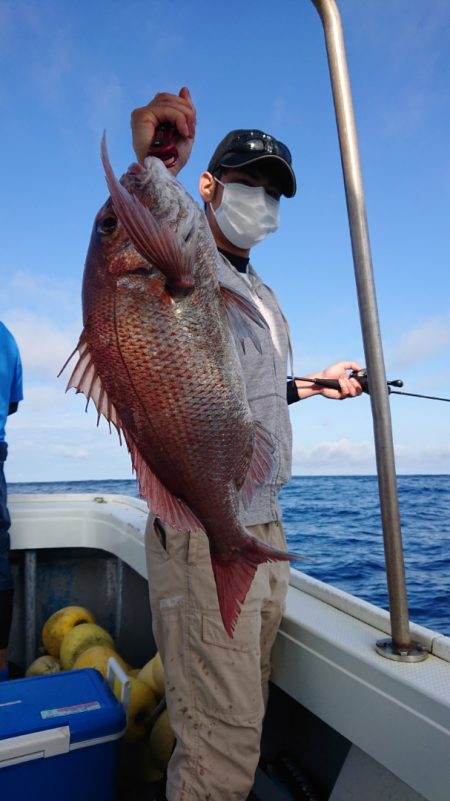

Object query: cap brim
[218,153,296,197]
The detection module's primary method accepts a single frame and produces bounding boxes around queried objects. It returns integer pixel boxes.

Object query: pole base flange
[375,638,428,662]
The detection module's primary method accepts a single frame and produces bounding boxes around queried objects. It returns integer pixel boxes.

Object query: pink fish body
[64,137,295,635]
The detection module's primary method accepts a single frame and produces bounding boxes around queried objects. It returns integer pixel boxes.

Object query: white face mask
[211,179,280,250]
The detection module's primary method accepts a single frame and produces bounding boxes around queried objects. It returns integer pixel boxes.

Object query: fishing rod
[293,369,450,402]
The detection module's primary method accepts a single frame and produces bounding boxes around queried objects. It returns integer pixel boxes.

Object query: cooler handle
[0,726,70,768]
[106,655,131,718]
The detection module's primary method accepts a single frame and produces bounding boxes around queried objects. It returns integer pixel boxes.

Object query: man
[0,322,23,681]
[131,87,362,801]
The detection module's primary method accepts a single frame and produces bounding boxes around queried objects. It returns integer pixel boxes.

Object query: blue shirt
[0,322,23,442]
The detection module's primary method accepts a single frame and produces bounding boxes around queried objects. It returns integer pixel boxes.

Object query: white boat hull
[8,493,450,801]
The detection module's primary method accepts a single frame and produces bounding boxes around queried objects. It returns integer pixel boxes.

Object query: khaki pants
[145,517,289,801]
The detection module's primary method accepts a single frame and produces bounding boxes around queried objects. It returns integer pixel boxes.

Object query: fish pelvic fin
[101,133,197,295]
[219,284,268,354]
[211,534,301,638]
[59,332,123,437]
[239,421,275,510]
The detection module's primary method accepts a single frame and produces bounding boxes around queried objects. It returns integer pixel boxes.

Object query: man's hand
[296,361,363,400]
[131,87,196,174]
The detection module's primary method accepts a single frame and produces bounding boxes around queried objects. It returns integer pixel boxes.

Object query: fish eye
[97,215,118,235]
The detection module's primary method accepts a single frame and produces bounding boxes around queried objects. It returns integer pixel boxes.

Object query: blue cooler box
[0,668,126,799]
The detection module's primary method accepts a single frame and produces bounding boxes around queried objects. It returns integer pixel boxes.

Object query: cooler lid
[0,669,125,746]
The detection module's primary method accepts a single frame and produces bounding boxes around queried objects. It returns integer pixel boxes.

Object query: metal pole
[310,0,426,660]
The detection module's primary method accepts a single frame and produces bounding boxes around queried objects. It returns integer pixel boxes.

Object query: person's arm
[130,86,196,175]
[288,361,363,403]
[8,402,19,415]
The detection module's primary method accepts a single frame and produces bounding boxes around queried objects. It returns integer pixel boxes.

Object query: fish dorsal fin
[101,134,196,294]
[124,431,205,532]
[238,421,275,510]
[219,284,268,354]
[59,333,122,434]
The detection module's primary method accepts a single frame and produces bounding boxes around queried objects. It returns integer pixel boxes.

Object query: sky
[1,0,449,483]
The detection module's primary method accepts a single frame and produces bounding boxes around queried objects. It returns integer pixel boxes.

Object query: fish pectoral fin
[238,422,275,510]
[219,284,268,354]
[211,535,298,638]
[125,432,205,532]
[101,133,196,293]
[59,332,123,435]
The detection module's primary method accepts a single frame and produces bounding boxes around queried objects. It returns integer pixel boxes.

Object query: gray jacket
[217,255,294,526]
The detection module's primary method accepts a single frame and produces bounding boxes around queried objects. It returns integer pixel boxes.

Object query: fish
[62,135,297,636]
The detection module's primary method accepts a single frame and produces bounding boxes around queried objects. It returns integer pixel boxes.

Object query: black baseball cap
[207,129,296,197]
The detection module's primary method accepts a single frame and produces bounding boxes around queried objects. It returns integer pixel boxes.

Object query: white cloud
[292,435,450,476]
[6,270,81,316]
[394,441,450,467]
[6,415,132,482]
[20,384,64,411]
[388,315,450,369]
[293,437,376,474]
[52,445,89,460]
[2,309,80,377]
[10,271,71,304]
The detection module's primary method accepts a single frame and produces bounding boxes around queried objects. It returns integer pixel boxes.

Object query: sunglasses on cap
[222,131,292,165]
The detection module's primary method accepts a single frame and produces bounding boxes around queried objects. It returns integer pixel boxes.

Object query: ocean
[9,474,450,636]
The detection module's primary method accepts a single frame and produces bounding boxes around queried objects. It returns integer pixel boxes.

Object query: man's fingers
[339,377,362,397]
[131,109,158,163]
[178,87,196,136]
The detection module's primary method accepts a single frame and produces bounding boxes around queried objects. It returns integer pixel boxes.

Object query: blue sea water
[9,474,450,635]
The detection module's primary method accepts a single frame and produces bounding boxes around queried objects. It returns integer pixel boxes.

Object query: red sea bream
[63,137,296,635]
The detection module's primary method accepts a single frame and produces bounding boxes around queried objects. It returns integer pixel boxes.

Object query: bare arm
[293,361,363,401]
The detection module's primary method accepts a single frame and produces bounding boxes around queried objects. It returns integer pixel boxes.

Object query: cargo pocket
[192,611,264,726]
[146,516,169,561]
[146,518,189,564]
[146,523,190,642]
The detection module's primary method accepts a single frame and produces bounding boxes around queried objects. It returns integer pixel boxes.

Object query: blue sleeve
[10,349,23,404]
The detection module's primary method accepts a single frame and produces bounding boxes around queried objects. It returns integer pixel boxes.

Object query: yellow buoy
[137,651,165,697]
[114,676,157,744]
[42,606,95,658]
[149,708,175,771]
[72,645,128,678]
[60,622,114,670]
[137,707,175,781]
[26,654,61,677]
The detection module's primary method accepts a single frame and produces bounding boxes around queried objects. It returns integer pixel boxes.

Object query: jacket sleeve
[286,378,300,405]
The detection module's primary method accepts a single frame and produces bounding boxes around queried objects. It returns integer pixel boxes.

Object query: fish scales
[64,138,296,635]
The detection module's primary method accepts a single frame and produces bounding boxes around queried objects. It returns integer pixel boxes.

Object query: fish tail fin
[211,533,300,638]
